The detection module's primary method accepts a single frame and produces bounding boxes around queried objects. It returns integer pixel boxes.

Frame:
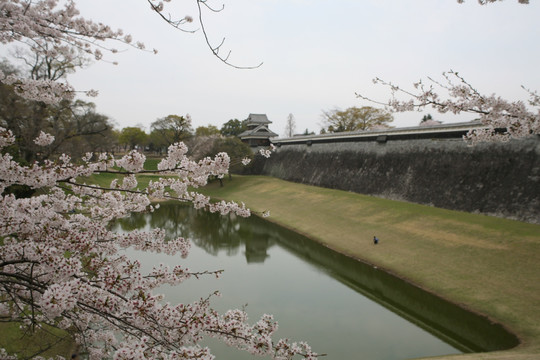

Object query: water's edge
[252,213,520,354]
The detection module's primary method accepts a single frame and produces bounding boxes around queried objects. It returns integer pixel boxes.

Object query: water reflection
[114,202,518,359]
[116,203,275,262]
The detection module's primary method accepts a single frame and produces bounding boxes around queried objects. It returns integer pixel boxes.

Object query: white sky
[52,1,540,135]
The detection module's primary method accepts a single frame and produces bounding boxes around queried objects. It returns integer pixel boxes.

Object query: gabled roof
[245,113,271,125]
[239,124,278,139]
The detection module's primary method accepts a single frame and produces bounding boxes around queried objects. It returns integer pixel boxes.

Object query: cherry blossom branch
[2,0,264,106]
[0,128,315,359]
[146,0,262,68]
[147,0,196,33]
[356,70,539,144]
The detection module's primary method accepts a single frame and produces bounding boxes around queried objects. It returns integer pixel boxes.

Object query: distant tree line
[0,60,251,170]
[0,60,117,163]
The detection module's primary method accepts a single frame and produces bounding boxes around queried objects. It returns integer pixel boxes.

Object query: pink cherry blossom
[33,131,55,146]
[357,70,539,144]
[0,125,314,359]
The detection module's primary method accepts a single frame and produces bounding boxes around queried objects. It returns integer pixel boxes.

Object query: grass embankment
[200,175,540,360]
[80,156,164,189]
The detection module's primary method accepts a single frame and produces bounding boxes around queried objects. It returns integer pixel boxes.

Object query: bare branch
[195,0,263,69]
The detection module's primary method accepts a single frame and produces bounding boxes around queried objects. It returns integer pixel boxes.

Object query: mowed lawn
[200,175,540,360]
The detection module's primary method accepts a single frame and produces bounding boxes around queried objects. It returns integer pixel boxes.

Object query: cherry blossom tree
[1,0,132,103]
[0,128,305,360]
[0,1,309,359]
[0,0,258,105]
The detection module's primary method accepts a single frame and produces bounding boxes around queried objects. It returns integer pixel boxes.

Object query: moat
[114,202,515,359]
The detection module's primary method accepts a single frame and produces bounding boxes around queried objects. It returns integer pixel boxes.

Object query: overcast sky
[59,1,540,136]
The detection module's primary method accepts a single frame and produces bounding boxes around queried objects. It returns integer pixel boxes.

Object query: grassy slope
[200,175,540,360]
[0,322,75,358]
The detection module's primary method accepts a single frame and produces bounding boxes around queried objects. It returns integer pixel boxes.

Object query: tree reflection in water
[114,201,273,262]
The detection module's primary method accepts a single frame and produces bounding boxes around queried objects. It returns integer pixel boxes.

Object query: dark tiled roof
[239,124,278,139]
[245,113,271,125]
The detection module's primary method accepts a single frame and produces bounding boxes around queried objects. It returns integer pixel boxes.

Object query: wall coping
[272,121,485,145]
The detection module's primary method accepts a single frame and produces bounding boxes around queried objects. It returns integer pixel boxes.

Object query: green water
[114,203,517,359]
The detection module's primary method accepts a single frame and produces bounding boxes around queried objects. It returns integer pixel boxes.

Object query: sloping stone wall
[247,136,540,223]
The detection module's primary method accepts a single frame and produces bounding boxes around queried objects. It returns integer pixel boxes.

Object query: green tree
[220,119,246,137]
[150,114,193,146]
[421,114,433,123]
[322,106,394,132]
[419,113,442,127]
[195,124,220,136]
[118,127,147,150]
[147,129,169,154]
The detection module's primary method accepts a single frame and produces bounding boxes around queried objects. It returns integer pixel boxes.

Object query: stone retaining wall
[247,136,540,223]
